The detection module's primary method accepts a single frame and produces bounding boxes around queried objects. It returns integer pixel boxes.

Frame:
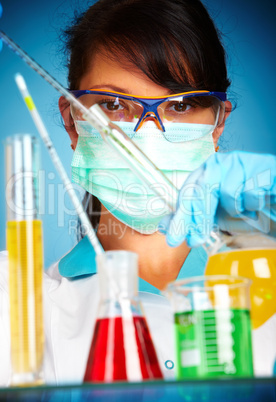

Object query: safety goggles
[69,88,226,137]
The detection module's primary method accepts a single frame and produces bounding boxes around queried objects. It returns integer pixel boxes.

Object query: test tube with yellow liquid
[5,134,44,386]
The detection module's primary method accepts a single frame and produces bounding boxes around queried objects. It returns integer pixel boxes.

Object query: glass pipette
[0,30,178,211]
[14,73,104,256]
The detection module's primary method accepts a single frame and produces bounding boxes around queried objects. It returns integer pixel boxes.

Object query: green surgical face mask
[71,121,216,234]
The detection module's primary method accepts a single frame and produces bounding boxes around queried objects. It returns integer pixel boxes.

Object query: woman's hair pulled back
[63,0,231,93]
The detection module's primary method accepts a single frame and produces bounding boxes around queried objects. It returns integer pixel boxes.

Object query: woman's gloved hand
[158,151,276,248]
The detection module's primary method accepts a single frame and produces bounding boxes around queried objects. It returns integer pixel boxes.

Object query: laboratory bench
[0,377,276,401]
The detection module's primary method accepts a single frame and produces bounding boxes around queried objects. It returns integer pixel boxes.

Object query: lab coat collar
[58,235,208,295]
[58,236,96,278]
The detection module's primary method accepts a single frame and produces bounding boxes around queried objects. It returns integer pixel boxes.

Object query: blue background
[0,0,275,268]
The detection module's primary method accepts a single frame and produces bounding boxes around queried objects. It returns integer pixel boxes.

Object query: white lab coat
[0,250,275,387]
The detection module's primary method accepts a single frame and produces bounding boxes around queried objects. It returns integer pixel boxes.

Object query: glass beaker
[5,134,44,386]
[204,232,276,330]
[164,275,254,380]
[83,250,163,383]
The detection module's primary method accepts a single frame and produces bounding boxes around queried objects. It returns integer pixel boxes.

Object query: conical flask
[204,230,276,330]
[83,250,163,383]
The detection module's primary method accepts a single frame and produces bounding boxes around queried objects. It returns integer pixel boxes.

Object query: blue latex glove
[0,3,2,52]
[158,151,276,248]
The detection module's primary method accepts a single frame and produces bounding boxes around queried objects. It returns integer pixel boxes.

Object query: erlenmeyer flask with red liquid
[84,250,163,383]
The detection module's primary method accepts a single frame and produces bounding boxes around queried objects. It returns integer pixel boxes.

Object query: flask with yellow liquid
[204,230,276,330]
[5,134,44,386]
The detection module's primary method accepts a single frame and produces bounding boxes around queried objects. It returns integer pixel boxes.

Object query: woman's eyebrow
[87,84,131,93]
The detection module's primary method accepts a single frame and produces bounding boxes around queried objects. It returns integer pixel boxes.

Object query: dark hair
[64,0,230,92]
[62,0,231,233]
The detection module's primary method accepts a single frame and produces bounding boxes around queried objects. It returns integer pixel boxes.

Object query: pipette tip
[15,73,27,91]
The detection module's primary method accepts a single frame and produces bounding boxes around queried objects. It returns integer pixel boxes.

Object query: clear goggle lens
[71,94,225,143]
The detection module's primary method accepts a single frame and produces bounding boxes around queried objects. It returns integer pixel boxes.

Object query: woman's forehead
[79,51,172,97]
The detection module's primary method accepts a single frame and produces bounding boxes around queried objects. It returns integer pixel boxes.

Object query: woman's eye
[99,100,122,111]
[170,102,191,112]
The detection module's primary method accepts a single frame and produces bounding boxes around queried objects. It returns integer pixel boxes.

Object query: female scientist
[0,0,275,385]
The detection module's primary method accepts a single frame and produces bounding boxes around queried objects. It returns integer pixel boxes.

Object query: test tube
[5,134,44,386]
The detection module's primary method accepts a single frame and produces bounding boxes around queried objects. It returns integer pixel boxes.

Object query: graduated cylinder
[5,134,44,386]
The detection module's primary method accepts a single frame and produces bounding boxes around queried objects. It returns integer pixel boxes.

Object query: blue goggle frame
[69,89,227,132]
